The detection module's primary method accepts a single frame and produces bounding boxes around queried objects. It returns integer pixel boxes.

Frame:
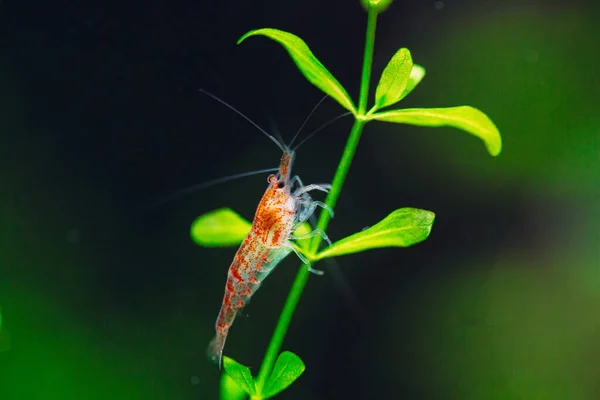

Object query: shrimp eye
[277,181,285,189]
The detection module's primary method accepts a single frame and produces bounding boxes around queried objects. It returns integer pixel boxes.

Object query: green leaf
[223,356,257,396]
[371,106,502,157]
[261,351,306,399]
[190,208,251,247]
[190,208,315,249]
[374,48,413,110]
[314,208,435,260]
[399,64,426,102]
[238,28,356,114]
[220,372,248,400]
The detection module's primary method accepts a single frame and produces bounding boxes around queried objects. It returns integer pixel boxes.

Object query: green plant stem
[358,9,378,115]
[253,121,365,398]
[252,7,379,399]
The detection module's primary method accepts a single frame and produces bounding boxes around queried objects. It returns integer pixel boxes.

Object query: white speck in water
[434,1,444,10]
[66,229,80,243]
[190,376,200,385]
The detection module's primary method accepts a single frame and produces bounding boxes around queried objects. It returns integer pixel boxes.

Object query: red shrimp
[207,149,332,367]
[195,89,346,367]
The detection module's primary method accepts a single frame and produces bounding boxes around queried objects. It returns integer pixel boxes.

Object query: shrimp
[195,89,345,367]
[207,148,332,367]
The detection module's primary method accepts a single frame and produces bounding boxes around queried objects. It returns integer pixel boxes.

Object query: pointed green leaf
[261,351,306,398]
[371,106,502,156]
[190,208,251,247]
[220,372,248,400]
[374,48,413,110]
[238,29,356,114]
[399,64,426,102]
[314,208,435,260]
[223,356,257,396]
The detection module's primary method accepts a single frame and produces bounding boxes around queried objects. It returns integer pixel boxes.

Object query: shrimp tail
[207,330,228,369]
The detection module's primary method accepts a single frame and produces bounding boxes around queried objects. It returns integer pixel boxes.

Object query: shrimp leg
[288,242,325,275]
[295,197,334,226]
[309,201,334,218]
[291,175,331,194]
[288,228,332,275]
[290,176,330,192]
[295,183,330,195]
[292,228,332,246]
[291,176,334,219]
[289,175,303,191]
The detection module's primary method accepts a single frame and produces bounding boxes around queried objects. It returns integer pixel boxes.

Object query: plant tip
[360,0,393,13]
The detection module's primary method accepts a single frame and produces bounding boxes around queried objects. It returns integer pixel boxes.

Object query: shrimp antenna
[138,167,279,213]
[292,111,353,151]
[266,111,289,151]
[288,94,329,149]
[198,89,285,152]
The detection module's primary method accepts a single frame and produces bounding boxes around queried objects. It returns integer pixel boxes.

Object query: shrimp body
[207,150,329,367]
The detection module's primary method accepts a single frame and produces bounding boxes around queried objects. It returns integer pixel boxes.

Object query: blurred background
[1,0,599,398]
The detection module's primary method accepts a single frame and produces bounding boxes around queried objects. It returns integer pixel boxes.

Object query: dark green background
[2,0,599,398]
